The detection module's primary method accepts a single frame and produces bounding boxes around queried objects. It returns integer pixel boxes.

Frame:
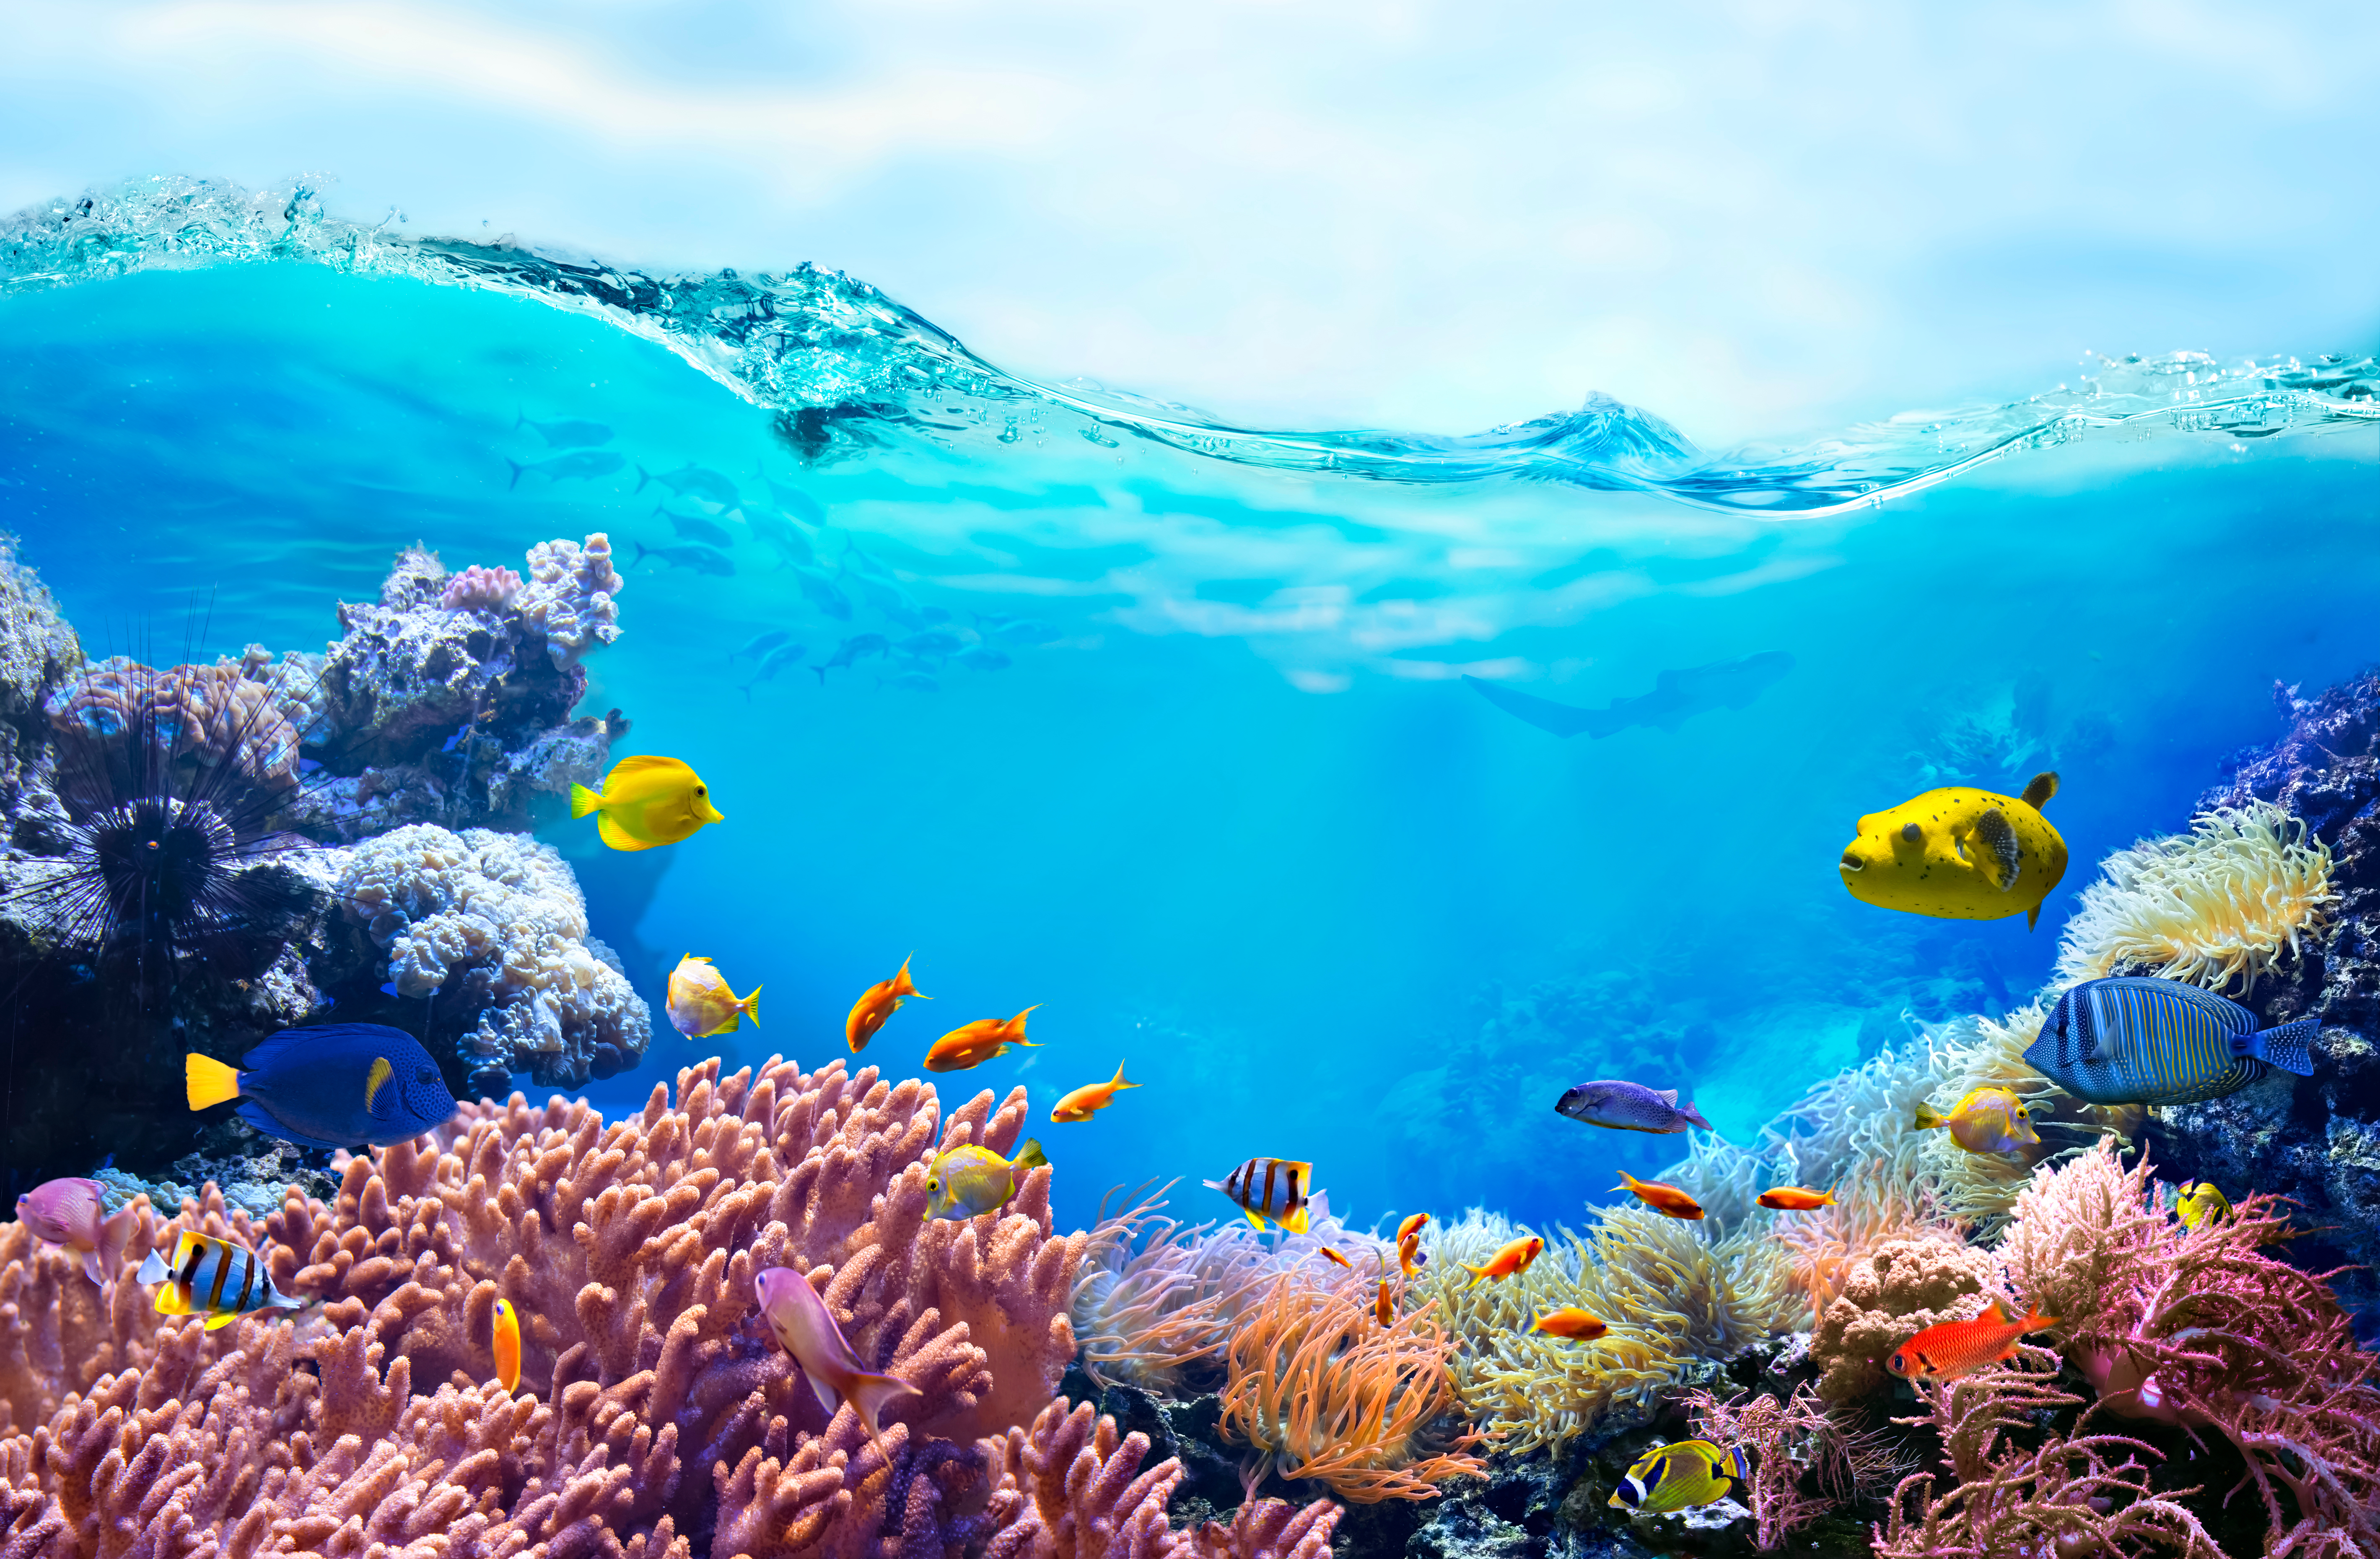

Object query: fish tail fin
[1462,1264,1486,1289]
[740,986,762,1025]
[1111,1061,1136,1089]
[1913,1103,1947,1131]
[843,1369,925,1442]
[570,783,601,820]
[632,539,651,568]
[97,1204,141,1276]
[1013,1138,1049,1173]
[741,683,754,703]
[505,459,524,491]
[2020,1306,2059,1332]
[136,1249,169,1287]
[634,464,652,494]
[185,1053,241,1111]
[811,664,828,685]
[1679,1100,1711,1131]
[894,957,920,998]
[2245,1018,2320,1078]
[513,409,525,433]
[1008,1005,1041,1044]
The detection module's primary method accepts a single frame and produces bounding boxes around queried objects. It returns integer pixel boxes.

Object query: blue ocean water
[3,179,2375,1237]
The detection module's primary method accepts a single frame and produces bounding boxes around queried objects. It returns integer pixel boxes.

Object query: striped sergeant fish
[1204,1157,1315,1233]
[135,1232,310,1329]
[2025,977,2320,1107]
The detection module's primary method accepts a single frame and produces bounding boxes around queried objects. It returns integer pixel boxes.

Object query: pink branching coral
[441,563,526,612]
[1685,1382,1899,1551]
[0,1057,1253,1559]
[2001,1140,2380,1557]
[1875,1350,2220,1558]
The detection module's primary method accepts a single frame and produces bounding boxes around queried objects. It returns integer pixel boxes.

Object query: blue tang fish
[185,1023,459,1149]
[2024,977,2320,1107]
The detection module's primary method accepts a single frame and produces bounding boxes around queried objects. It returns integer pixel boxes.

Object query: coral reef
[0,538,640,1191]
[335,823,649,1095]
[2142,668,2380,1336]
[0,1057,1203,1559]
[2052,799,2338,994]
[1806,1233,1999,1405]
[1683,1383,1889,1552]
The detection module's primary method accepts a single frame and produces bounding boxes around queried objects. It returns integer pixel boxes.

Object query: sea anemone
[2051,799,2339,995]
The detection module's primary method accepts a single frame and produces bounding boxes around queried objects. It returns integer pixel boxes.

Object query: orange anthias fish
[1375,1280,1395,1325]
[846,956,928,1053]
[923,1007,1041,1072]
[1886,1299,2059,1382]
[1462,1235,1544,1288]
[1396,1212,1430,1277]
[1616,1171,1705,1220]
[1530,1307,1609,1341]
[1319,1247,1354,1269]
[492,1297,521,1392]
[1050,1061,1139,1123]
[1755,1186,1837,1211]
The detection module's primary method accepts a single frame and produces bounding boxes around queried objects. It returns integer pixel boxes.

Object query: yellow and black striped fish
[134,1232,309,1329]
[1203,1157,1314,1233]
[1608,1438,1750,1514]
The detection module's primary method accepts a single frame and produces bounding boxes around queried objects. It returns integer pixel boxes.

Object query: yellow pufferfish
[1839,772,2066,930]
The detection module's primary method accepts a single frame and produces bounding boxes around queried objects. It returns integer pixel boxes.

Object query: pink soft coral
[2001,1140,2380,1558]
[440,563,524,612]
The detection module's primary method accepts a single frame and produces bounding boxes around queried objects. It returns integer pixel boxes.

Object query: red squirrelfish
[1615,1170,1706,1220]
[1462,1235,1544,1288]
[754,1266,924,1445]
[16,1177,139,1286]
[1885,1299,2059,1382]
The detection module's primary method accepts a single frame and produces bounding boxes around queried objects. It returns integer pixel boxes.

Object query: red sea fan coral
[2000,1139,2380,1558]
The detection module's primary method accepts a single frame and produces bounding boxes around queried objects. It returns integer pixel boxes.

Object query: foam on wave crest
[5,175,2373,514]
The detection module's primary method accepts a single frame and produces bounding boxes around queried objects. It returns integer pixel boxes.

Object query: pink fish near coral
[15,1177,138,1284]
[754,1266,923,1446]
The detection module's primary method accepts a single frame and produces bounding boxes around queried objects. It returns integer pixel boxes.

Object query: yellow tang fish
[1839,772,2066,930]
[2175,1181,2232,1230]
[1608,1438,1750,1514]
[1914,1086,2041,1154]
[667,955,761,1038]
[570,755,724,851]
[135,1232,312,1329]
[923,1138,1050,1221]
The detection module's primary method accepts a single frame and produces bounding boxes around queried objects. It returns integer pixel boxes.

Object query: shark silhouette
[1464,651,1794,738]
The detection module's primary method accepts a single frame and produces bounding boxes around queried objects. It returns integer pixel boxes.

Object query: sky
[2,2,2377,451]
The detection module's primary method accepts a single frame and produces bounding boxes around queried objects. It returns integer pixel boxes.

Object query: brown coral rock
[1810,1234,2001,1405]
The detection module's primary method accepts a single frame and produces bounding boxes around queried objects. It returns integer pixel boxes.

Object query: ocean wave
[6,175,2373,514]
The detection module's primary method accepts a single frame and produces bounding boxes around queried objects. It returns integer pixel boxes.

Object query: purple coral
[439,563,524,612]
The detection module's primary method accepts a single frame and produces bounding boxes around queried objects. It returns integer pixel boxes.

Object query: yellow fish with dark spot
[1608,1438,1750,1513]
[2175,1181,2232,1230]
[570,755,724,851]
[1839,772,2065,930]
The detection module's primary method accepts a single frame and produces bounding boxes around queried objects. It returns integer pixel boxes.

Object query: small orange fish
[1375,1280,1395,1325]
[1319,1247,1354,1269]
[1530,1307,1609,1341]
[847,956,928,1053]
[492,1297,521,1392]
[1616,1170,1705,1220]
[1462,1235,1544,1288]
[1396,1212,1429,1244]
[1755,1186,1836,1211]
[1050,1060,1138,1123]
[923,1007,1041,1072]
[1395,1212,1430,1276]
[1886,1299,2059,1382]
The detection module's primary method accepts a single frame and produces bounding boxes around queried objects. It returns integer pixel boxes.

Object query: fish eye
[1900,822,1921,843]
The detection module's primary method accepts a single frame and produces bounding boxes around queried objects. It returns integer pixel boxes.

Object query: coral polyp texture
[2052,799,2339,994]
[0,1057,1237,1559]
[337,823,649,1094]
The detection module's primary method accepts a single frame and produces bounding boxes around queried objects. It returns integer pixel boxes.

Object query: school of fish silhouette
[2,525,2378,1559]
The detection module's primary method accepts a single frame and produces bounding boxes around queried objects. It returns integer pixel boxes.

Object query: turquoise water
[3,179,2375,1237]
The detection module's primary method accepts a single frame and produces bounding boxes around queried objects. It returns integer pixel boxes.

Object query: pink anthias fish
[753,1266,923,1446]
[15,1177,140,1285]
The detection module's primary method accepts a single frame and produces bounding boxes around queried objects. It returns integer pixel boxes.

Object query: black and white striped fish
[2025,977,2320,1107]
[135,1232,310,1330]
[1203,1157,1315,1233]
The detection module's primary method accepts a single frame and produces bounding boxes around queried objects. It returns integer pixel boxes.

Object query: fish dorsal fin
[240,1022,415,1070]
[1656,1087,1678,1106]
[1970,807,2021,891]
[609,754,695,785]
[2020,771,2059,810]
[1981,1298,2012,1325]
